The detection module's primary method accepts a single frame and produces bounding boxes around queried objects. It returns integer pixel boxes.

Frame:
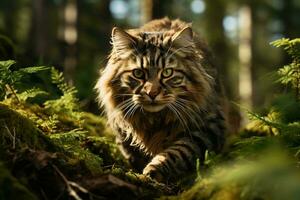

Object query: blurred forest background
[0,0,300,130]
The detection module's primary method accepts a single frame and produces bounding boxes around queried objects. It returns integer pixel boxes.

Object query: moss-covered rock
[0,102,177,199]
[0,103,53,151]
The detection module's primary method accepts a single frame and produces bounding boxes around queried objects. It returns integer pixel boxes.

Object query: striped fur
[95,18,226,182]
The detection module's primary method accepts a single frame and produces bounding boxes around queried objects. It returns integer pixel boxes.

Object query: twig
[13,127,16,149]
[52,164,88,200]
[69,181,88,193]
[40,188,48,200]
[4,124,16,149]
[5,84,20,103]
[297,67,300,101]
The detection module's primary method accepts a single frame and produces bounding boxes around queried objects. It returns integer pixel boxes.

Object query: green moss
[0,60,179,199]
[49,130,103,175]
[81,112,112,137]
[164,150,300,200]
[109,166,175,198]
[2,97,110,136]
[85,136,125,166]
[0,103,53,150]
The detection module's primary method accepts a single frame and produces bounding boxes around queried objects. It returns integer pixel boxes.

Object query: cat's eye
[162,68,173,78]
[133,69,145,79]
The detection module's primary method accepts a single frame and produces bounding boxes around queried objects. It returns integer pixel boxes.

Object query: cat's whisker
[174,97,205,132]
[122,107,134,120]
[129,104,139,118]
[167,103,190,133]
[177,98,205,123]
[124,103,134,116]
[122,101,134,112]
[174,101,196,121]
[166,104,183,129]
[176,98,202,112]
[175,100,203,129]
[115,99,133,111]
[109,99,133,120]
[177,98,200,111]
[173,101,191,133]
[120,99,137,116]
[124,103,139,119]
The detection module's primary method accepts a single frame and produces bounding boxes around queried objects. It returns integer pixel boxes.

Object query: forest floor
[1,49,300,200]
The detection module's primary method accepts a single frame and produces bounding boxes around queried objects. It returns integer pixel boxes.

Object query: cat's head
[97,26,213,118]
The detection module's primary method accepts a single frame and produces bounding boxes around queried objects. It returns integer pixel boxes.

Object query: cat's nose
[148,90,160,100]
[144,81,161,100]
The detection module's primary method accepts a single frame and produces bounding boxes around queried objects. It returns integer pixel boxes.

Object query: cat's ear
[111,27,136,59]
[171,26,193,47]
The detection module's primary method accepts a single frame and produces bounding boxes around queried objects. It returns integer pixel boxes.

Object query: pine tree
[244,38,300,148]
[271,38,300,100]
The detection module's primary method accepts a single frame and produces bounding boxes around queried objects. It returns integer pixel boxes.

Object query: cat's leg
[143,137,206,182]
[115,133,150,172]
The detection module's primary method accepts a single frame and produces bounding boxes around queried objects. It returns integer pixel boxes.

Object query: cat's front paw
[143,165,164,182]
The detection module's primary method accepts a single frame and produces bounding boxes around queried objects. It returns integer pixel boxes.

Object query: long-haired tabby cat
[95,18,226,182]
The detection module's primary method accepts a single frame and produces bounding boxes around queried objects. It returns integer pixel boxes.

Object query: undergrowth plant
[44,67,84,128]
[0,60,49,101]
[44,67,79,113]
[166,37,300,200]
[271,38,300,100]
[0,60,86,133]
[245,38,300,139]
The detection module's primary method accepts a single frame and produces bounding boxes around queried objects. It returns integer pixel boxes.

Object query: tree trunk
[281,0,296,65]
[33,0,48,62]
[238,5,253,125]
[203,0,241,133]
[140,0,153,24]
[63,0,78,86]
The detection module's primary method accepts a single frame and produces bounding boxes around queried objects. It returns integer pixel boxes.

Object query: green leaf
[18,66,49,74]
[17,88,48,102]
[271,38,300,59]
[270,38,291,48]
[0,60,16,70]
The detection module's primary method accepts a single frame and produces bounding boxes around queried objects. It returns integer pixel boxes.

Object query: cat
[95,18,226,182]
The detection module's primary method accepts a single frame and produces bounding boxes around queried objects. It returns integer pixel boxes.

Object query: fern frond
[18,66,49,74]
[50,67,77,95]
[47,67,79,111]
[0,60,16,70]
[0,60,49,101]
[44,93,78,113]
[0,60,18,88]
[17,88,48,102]
[44,67,83,126]
[45,69,79,113]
